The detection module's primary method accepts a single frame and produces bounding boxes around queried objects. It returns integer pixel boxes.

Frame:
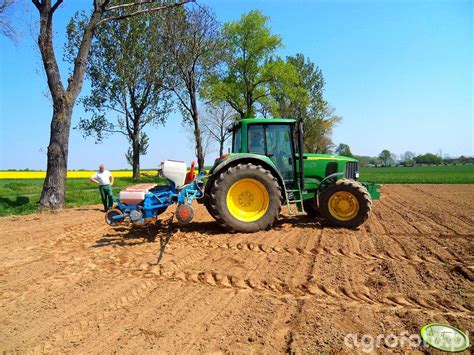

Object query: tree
[400,151,416,166]
[379,149,393,166]
[269,54,341,153]
[353,155,374,167]
[70,10,172,179]
[201,103,236,157]
[183,116,215,164]
[125,132,149,168]
[283,53,342,153]
[159,5,223,172]
[0,0,16,41]
[414,153,442,165]
[203,10,287,118]
[32,0,191,209]
[336,143,353,157]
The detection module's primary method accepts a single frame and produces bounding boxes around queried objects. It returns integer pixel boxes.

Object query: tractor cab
[230,118,304,190]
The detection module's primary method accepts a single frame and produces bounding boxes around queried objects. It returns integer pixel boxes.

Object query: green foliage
[414,153,442,165]
[125,132,149,167]
[275,54,340,154]
[202,12,341,153]
[67,8,172,176]
[159,5,223,170]
[360,165,474,184]
[202,10,286,118]
[336,143,353,157]
[353,155,379,167]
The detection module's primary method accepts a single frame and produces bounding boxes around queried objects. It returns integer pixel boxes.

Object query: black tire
[204,177,219,220]
[319,179,372,228]
[303,197,320,217]
[176,204,194,224]
[209,163,282,233]
[105,208,125,226]
[205,200,217,220]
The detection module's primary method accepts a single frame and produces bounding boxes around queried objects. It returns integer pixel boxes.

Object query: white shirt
[91,170,112,186]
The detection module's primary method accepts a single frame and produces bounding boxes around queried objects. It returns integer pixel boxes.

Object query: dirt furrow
[1,185,473,353]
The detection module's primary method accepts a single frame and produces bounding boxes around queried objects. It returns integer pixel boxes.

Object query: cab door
[247,123,296,186]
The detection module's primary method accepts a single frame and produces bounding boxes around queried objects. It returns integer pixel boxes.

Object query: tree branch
[97,0,194,26]
[104,0,184,11]
[37,1,66,102]
[50,0,63,13]
[32,0,42,10]
[66,11,102,99]
[103,128,128,136]
[172,88,192,114]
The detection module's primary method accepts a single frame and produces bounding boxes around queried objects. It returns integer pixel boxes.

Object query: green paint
[212,118,381,202]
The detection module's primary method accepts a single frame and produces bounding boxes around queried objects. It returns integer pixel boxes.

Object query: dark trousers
[99,185,113,211]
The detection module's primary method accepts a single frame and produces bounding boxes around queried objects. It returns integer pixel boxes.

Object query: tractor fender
[207,155,287,202]
[315,172,344,208]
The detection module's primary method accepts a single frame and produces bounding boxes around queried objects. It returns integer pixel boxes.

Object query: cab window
[232,126,241,153]
[266,124,295,183]
[246,123,296,185]
[247,125,265,155]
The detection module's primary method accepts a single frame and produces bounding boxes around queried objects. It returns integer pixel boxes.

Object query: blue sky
[0,0,472,170]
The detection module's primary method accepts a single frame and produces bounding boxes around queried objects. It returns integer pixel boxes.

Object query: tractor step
[286,189,305,215]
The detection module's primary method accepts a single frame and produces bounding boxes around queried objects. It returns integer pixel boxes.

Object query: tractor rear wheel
[208,163,282,233]
[204,178,218,220]
[320,179,371,228]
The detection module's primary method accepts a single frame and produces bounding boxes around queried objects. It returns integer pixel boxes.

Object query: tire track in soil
[22,278,181,354]
[385,193,472,235]
[155,228,317,352]
[378,199,426,235]
[0,224,112,301]
[152,266,473,317]
[160,230,293,352]
[386,233,472,266]
[155,231,471,268]
[284,229,323,354]
[405,185,468,210]
[0,218,105,246]
[397,185,474,228]
[157,229,472,318]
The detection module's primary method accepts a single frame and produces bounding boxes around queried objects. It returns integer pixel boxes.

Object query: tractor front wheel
[208,163,282,233]
[320,179,371,228]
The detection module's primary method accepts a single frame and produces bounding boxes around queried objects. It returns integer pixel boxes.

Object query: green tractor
[202,118,380,233]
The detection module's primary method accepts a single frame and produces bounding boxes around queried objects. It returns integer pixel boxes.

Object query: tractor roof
[238,118,296,125]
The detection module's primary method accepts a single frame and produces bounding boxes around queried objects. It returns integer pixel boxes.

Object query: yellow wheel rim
[328,191,359,221]
[226,178,270,222]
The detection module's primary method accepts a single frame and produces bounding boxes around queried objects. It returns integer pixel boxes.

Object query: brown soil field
[0,185,473,353]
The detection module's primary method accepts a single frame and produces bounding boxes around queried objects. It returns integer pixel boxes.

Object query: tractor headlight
[355,172,360,179]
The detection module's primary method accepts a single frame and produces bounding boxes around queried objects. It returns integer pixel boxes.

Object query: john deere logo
[420,323,470,352]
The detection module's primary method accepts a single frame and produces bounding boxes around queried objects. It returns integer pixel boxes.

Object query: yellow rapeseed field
[0,170,159,179]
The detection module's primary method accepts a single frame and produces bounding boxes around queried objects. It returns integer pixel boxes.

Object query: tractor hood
[302,153,358,163]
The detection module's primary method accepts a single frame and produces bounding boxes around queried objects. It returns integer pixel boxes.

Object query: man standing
[90,164,115,211]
